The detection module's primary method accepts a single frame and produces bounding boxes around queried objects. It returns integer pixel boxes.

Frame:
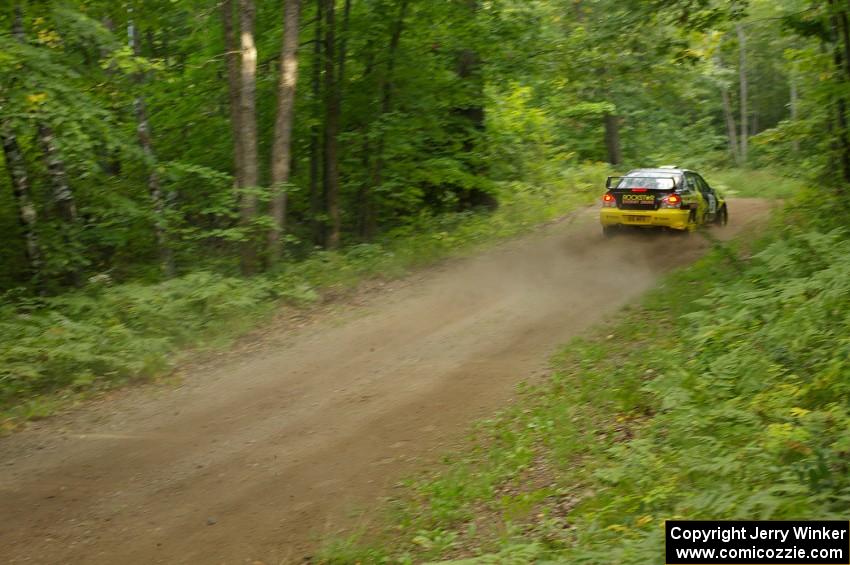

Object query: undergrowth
[0,163,609,426]
[707,168,806,199]
[317,183,850,563]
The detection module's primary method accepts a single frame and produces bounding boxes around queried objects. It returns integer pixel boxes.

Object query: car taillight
[661,194,682,209]
[602,193,616,208]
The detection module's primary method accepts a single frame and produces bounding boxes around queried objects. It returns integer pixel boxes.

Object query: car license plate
[625,215,650,223]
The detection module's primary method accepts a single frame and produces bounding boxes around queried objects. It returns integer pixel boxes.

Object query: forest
[1,0,827,291]
[1,1,848,418]
[5,0,850,562]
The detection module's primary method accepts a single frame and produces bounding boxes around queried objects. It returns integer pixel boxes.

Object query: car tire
[714,205,728,226]
[603,225,617,238]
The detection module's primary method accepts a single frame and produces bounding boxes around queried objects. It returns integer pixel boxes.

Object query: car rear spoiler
[605,176,679,190]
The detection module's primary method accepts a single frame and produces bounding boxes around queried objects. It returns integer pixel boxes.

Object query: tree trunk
[309,0,324,245]
[12,4,25,41]
[720,87,740,163]
[840,7,850,80]
[736,23,749,165]
[37,124,77,224]
[37,123,82,286]
[838,4,850,184]
[238,0,260,274]
[129,12,175,278]
[135,99,174,278]
[603,113,622,166]
[714,52,740,164]
[1,123,43,285]
[14,4,81,285]
[366,0,409,240]
[323,0,341,249]
[455,47,485,137]
[453,0,489,211]
[162,26,171,67]
[145,28,156,59]
[829,2,850,187]
[222,0,244,190]
[356,43,376,239]
[100,17,123,177]
[267,0,302,264]
[338,0,352,86]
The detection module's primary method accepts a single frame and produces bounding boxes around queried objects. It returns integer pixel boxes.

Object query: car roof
[626,168,692,175]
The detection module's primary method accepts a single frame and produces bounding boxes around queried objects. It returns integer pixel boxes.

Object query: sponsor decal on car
[622,194,655,203]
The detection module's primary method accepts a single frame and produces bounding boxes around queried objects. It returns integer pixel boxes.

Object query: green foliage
[0,163,601,422]
[0,272,277,411]
[3,0,849,557]
[706,168,807,198]
[317,187,850,563]
[0,0,822,294]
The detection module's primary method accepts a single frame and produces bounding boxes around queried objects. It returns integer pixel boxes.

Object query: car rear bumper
[600,208,691,230]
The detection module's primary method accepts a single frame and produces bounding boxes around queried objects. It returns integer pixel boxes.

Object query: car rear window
[616,172,681,190]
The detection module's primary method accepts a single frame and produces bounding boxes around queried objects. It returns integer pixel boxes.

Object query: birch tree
[13,2,80,284]
[267,0,302,263]
[720,87,740,163]
[238,0,260,274]
[1,123,42,285]
[129,9,174,277]
[222,0,244,189]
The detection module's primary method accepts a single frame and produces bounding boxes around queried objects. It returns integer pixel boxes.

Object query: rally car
[599,167,728,236]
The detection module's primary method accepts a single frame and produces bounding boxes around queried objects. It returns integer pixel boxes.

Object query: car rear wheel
[602,225,617,238]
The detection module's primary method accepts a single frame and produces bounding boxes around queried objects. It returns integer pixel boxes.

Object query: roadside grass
[707,168,806,199]
[317,184,850,564]
[0,163,610,429]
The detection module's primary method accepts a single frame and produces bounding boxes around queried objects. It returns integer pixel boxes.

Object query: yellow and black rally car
[599,167,727,237]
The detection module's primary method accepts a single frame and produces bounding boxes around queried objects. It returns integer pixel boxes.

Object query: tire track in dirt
[0,198,772,564]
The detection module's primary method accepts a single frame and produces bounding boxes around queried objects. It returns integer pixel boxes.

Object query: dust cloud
[0,199,772,564]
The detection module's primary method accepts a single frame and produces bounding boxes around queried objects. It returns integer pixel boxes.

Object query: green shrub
[0,271,279,408]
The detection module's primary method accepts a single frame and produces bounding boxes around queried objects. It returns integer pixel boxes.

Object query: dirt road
[0,199,771,564]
